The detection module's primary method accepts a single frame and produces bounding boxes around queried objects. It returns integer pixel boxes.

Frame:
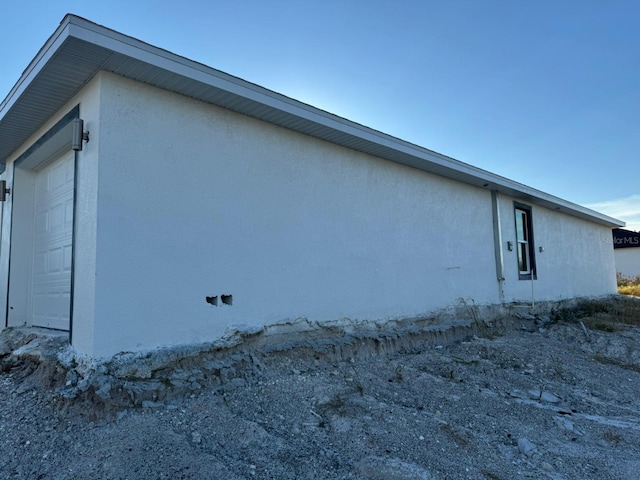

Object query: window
[514,202,536,280]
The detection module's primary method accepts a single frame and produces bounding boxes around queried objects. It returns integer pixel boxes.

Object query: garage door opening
[8,150,75,331]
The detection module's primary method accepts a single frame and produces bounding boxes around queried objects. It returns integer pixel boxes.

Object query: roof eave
[0,14,625,229]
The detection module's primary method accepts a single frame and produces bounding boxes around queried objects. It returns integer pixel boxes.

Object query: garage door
[31,151,75,330]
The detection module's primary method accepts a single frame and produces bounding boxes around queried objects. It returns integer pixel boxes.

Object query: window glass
[518,243,528,273]
[514,205,534,278]
[515,210,525,241]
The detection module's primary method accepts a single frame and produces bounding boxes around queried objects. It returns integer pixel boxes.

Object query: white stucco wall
[498,195,617,303]
[0,71,619,359]
[614,248,640,278]
[87,72,503,358]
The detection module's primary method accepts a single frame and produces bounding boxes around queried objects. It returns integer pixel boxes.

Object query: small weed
[459,297,479,322]
[439,423,470,446]
[452,356,479,366]
[577,299,611,316]
[551,296,640,331]
[482,471,504,480]
[549,307,570,324]
[351,366,365,396]
[593,354,640,373]
[551,356,564,379]
[603,430,623,446]
[550,298,610,322]
[591,322,618,333]
[318,394,348,417]
[385,357,405,383]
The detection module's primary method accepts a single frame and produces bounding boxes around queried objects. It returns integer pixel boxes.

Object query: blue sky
[1,0,638,229]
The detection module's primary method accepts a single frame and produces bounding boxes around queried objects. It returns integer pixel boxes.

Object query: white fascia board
[65,17,623,227]
[3,15,625,228]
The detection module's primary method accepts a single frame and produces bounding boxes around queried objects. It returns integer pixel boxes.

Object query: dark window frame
[514,201,537,280]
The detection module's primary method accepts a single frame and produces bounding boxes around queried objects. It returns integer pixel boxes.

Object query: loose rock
[517,437,538,457]
[356,456,435,480]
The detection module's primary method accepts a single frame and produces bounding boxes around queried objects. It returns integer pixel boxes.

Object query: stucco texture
[0,71,618,359]
[500,196,616,303]
[91,73,502,357]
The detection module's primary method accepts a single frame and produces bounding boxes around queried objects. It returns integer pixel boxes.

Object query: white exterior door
[31,151,74,330]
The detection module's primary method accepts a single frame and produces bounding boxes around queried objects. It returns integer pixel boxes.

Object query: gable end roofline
[0,14,623,228]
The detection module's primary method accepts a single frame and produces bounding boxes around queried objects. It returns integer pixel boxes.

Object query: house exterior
[613,228,640,278]
[0,15,622,360]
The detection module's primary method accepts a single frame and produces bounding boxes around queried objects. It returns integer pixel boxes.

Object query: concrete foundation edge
[0,297,605,413]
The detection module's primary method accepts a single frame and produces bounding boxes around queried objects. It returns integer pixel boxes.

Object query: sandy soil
[1,312,639,479]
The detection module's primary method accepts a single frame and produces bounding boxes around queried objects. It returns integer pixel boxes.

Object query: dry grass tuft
[617,273,640,297]
[619,284,640,296]
[551,295,640,330]
[594,353,640,373]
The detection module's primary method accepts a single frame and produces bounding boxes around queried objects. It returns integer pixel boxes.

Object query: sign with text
[613,228,640,249]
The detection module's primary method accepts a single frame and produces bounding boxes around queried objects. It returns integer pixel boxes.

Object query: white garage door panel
[31,151,74,330]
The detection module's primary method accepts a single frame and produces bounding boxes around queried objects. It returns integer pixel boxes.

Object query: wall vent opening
[205,296,218,306]
[221,294,233,306]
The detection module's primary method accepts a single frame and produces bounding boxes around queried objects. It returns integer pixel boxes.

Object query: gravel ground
[1,315,639,479]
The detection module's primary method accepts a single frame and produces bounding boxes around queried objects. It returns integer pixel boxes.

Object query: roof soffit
[0,15,624,228]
